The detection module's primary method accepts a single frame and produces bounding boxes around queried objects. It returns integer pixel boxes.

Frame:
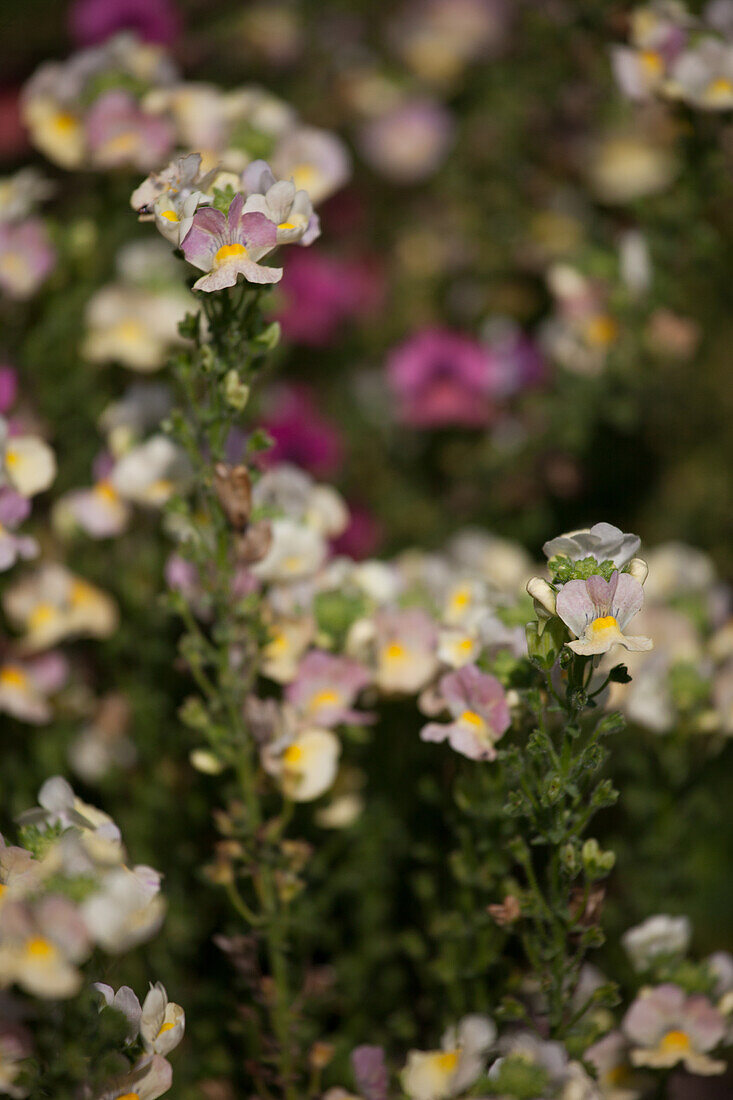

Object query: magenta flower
[331,504,383,561]
[276,250,382,345]
[181,195,281,292]
[420,664,510,761]
[69,0,181,46]
[85,90,174,171]
[259,385,343,476]
[0,219,55,300]
[286,650,372,727]
[387,328,496,428]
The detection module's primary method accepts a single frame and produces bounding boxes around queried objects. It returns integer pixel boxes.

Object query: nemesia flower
[0,491,37,571]
[621,914,691,972]
[556,572,653,657]
[111,435,190,506]
[82,864,166,952]
[0,421,56,499]
[69,0,181,47]
[264,727,341,801]
[0,652,68,724]
[387,328,496,428]
[669,36,733,108]
[69,693,137,782]
[82,284,193,372]
[544,524,641,569]
[373,608,439,694]
[359,98,453,184]
[259,385,344,476]
[401,1015,495,1100]
[585,1030,646,1100]
[132,151,216,217]
[0,220,55,300]
[449,529,532,596]
[352,1044,389,1100]
[251,518,328,583]
[140,981,185,1056]
[420,664,510,761]
[271,125,351,205]
[100,383,172,454]
[86,89,174,169]
[0,895,90,998]
[57,477,131,538]
[20,775,123,862]
[588,132,676,205]
[286,650,371,727]
[181,195,281,291]
[241,159,320,245]
[0,169,53,224]
[97,1053,172,1100]
[275,250,382,346]
[262,616,314,683]
[391,0,509,83]
[622,984,726,1075]
[3,563,118,650]
[488,1032,594,1099]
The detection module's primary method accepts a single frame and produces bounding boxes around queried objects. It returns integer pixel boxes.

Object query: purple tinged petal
[240,211,278,252]
[556,579,596,638]
[613,572,645,632]
[352,1045,389,1100]
[227,192,246,237]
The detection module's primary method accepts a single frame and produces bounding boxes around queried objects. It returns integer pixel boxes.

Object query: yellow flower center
[116,319,145,343]
[25,936,55,960]
[450,586,471,612]
[116,1094,140,1100]
[460,709,485,729]
[456,637,475,654]
[0,665,29,690]
[158,1020,176,1035]
[659,1029,691,1054]
[214,243,249,266]
[0,883,6,899]
[159,209,179,222]
[640,49,664,77]
[53,111,79,135]
[278,221,295,231]
[29,602,57,629]
[70,580,95,606]
[707,77,733,99]
[289,163,319,194]
[266,632,288,655]
[282,555,303,574]
[4,447,19,468]
[309,689,340,712]
[94,479,119,504]
[585,314,618,347]
[283,743,303,765]
[383,642,406,661]
[591,615,618,634]
[435,1050,459,1073]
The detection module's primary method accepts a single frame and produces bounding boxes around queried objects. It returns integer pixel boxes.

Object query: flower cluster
[0,170,56,301]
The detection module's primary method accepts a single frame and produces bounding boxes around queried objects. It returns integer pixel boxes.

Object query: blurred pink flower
[0,219,55,300]
[359,98,453,184]
[275,250,383,346]
[387,327,496,428]
[332,504,383,561]
[260,385,343,476]
[86,90,174,171]
[69,0,181,45]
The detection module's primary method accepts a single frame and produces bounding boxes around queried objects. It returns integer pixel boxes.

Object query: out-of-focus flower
[542,265,619,376]
[401,1015,495,1100]
[480,318,546,397]
[251,518,327,583]
[262,616,314,683]
[100,383,172,454]
[0,220,55,300]
[0,896,90,998]
[259,385,343,476]
[140,981,185,1056]
[420,664,510,760]
[588,132,676,204]
[4,563,118,650]
[622,914,691,971]
[0,496,38,571]
[111,435,190,507]
[68,693,136,782]
[241,159,320,245]
[275,250,382,346]
[0,1019,31,1098]
[264,727,341,802]
[556,572,652,657]
[387,328,497,428]
[181,196,281,291]
[0,169,53,224]
[82,864,165,952]
[271,126,351,205]
[132,152,215,220]
[69,0,181,47]
[82,283,193,372]
[0,420,56,499]
[359,98,453,184]
[669,37,733,108]
[56,477,131,538]
[623,984,726,1074]
[391,0,509,83]
[585,1030,646,1100]
[85,89,173,169]
[489,1032,596,1099]
[0,652,67,724]
[286,650,371,727]
[544,524,641,569]
[373,608,438,693]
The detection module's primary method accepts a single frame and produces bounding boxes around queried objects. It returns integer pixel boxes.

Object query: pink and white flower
[181,195,281,291]
[556,572,653,657]
[286,650,371,727]
[420,664,510,761]
[622,984,726,1075]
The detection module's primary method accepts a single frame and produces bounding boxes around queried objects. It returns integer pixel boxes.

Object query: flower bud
[626,557,649,585]
[527,577,557,619]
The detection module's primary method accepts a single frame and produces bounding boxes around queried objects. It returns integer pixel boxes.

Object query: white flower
[556,573,652,657]
[264,728,341,802]
[252,519,327,583]
[140,981,185,1055]
[622,914,691,972]
[0,419,56,498]
[401,1014,495,1100]
[82,865,165,953]
[111,435,190,507]
[544,523,641,568]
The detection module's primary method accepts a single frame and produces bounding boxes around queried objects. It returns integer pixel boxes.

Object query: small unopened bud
[527,577,557,618]
[487,895,521,926]
[190,748,225,775]
[224,369,250,410]
[309,1042,336,1070]
[626,557,649,585]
